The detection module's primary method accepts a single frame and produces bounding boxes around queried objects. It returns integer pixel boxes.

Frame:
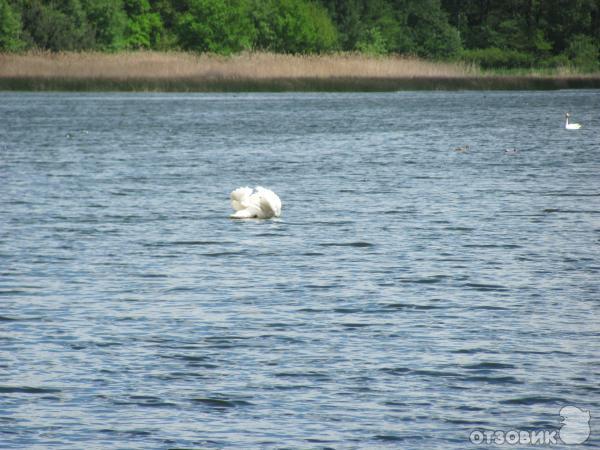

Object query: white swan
[565,113,582,130]
[230,186,282,219]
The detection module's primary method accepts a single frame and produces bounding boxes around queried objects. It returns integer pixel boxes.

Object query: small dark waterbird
[453,144,469,153]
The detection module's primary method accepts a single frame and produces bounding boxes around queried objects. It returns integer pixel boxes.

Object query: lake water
[1,91,599,449]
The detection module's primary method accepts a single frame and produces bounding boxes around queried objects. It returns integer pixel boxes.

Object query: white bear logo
[559,406,591,445]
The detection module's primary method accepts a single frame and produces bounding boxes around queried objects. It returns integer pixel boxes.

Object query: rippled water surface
[1,91,599,449]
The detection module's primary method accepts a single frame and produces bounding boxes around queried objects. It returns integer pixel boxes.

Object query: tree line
[1,0,599,70]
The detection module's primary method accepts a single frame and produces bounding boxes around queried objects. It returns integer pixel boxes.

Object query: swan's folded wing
[257,196,274,218]
[230,186,253,211]
[256,187,282,217]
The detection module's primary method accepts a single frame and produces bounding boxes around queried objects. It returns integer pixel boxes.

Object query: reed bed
[0,51,475,79]
[1,51,599,91]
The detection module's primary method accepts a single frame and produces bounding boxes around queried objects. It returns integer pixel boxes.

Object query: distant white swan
[230,186,282,219]
[565,113,582,130]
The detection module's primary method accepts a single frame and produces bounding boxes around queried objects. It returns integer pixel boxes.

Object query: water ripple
[1,91,599,449]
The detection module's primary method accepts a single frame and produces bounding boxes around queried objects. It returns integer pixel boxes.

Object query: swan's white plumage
[230,186,253,211]
[565,113,582,130]
[230,186,281,219]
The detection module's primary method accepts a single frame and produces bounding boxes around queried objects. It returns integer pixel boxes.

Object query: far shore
[2,51,600,91]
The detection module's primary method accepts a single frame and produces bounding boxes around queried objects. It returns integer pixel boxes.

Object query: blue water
[1,91,599,449]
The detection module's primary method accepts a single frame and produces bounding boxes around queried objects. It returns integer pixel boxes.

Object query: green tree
[566,34,599,71]
[323,0,461,57]
[19,0,94,51]
[541,0,598,53]
[401,0,462,58]
[357,0,405,54]
[123,0,166,49]
[355,27,388,55]
[4,0,597,66]
[320,0,362,50]
[252,0,338,53]
[82,0,127,50]
[176,0,255,53]
[440,0,598,59]
[0,0,24,51]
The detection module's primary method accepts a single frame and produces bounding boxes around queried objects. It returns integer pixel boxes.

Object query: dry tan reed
[1,51,599,91]
[0,51,475,79]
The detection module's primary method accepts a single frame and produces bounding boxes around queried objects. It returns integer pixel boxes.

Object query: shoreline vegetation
[2,52,600,92]
[2,1,599,91]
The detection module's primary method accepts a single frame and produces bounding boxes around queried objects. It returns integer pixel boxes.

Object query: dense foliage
[1,0,598,70]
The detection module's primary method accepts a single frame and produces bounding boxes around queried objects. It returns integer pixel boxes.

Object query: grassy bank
[1,51,600,91]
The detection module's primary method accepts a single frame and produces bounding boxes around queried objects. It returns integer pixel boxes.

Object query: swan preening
[565,113,582,130]
[230,186,282,219]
